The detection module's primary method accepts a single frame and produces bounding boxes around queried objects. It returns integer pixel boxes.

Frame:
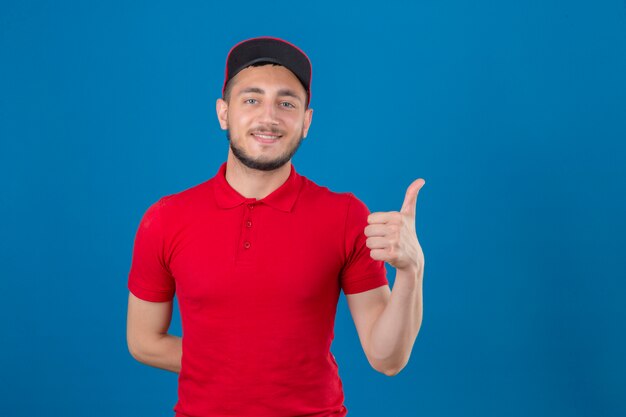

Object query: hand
[365,179,426,274]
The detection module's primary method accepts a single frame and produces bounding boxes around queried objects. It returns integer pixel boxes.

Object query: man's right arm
[126,292,182,374]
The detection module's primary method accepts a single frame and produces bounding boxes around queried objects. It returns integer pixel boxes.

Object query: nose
[258,100,279,125]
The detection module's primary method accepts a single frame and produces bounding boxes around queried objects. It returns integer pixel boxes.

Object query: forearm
[131,333,182,374]
[369,267,423,375]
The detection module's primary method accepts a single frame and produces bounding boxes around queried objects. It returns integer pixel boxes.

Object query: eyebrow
[238,87,303,103]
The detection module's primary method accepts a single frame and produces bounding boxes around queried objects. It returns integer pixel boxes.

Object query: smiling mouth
[251,132,282,143]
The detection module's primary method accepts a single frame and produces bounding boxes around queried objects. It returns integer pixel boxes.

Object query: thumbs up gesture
[365,179,426,274]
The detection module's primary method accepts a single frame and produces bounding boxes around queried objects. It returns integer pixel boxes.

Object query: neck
[224,151,292,200]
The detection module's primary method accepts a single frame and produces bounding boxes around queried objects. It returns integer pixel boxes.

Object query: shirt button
[243,241,251,249]
[248,204,255,210]
[246,220,252,228]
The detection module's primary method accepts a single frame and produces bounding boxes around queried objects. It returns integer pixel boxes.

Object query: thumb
[400,178,426,216]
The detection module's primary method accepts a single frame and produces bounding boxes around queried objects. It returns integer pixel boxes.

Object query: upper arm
[126,291,173,358]
[346,285,391,361]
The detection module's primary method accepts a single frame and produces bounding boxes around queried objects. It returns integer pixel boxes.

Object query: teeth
[254,134,279,139]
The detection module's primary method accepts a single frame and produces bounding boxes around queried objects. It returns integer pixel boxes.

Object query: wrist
[395,265,423,290]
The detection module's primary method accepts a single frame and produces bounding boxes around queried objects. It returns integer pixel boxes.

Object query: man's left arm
[346,178,426,376]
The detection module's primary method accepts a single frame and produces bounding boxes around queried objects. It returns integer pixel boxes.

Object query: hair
[222,62,309,107]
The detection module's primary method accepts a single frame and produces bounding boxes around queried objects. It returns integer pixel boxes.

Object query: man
[127,37,425,417]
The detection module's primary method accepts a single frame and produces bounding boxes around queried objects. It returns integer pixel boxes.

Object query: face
[216,64,313,171]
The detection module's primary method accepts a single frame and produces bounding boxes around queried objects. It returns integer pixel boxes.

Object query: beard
[227,129,305,172]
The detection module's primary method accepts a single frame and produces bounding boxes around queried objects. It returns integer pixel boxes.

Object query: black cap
[223,37,312,106]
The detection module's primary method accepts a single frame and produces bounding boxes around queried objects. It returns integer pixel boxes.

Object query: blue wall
[1,1,625,415]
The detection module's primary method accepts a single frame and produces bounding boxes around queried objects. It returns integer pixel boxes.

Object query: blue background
[1,1,625,416]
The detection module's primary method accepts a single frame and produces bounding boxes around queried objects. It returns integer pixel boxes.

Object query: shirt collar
[213,162,303,212]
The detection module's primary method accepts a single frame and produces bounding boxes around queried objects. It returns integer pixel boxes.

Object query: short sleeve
[340,194,389,294]
[127,198,176,302]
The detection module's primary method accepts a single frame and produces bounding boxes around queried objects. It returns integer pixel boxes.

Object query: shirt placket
[236,200,258,265]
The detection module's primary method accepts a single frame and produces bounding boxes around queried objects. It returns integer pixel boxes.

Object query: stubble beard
[227,129,305,172]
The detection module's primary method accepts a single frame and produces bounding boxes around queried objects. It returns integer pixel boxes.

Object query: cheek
[228,111,252,132]
[285,115,305,133]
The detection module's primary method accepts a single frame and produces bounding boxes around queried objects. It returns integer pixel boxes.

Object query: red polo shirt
[128,162,388,417]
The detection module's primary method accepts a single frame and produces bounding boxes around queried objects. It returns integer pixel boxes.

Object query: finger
[366,236,388,249]
[400,178,426,217]
[364,224,390,237]
[369,248,388,262]
[368,211,401,224]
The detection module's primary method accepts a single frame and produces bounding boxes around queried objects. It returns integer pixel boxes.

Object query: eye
[244,98,258,104]
[280,101,296,109]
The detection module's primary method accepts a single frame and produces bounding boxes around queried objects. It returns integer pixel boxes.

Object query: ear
[302,107,314,138]
[216,98,229,130]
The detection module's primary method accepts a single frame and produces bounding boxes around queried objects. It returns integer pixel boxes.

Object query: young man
[127,37,425,417]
